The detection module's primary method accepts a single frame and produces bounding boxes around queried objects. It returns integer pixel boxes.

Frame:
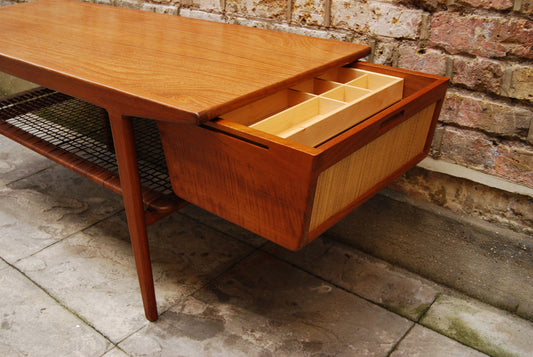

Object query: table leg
[108,113,158,321]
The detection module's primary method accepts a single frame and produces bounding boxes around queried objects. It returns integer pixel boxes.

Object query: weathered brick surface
[502,65,533,102]
[142,3,178,13]
[452,56,505,94]
[455,0,513,10]
[441,90,531,140]
[180,7,224,20]
[430,13,533,59]
[440,127,533,188]
[0,0,19,6]
[226,0,287,21]
[516,0,533,14]
[183,0,222,12]
[440,127,493,169]
[428,123,446,157]
[115,0,143,9]
[143,0,178,6]
[397,44,448,76]
[399,0,445,11]
[291,0,327,26]
[493,143,533,187]
[224,16,354,41]
[372,39,398,65]
[390,167,533,235]
[331,0,425,39]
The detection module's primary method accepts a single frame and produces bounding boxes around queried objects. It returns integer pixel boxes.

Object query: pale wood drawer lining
[220,67,404,147]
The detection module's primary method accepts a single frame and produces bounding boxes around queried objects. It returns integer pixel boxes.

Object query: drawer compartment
[158,62,448,250]
[220,89,314,126]
[222,67,404,147]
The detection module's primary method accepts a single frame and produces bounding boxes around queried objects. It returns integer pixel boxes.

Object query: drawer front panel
[309,103,436,232]
[158,120,316,250]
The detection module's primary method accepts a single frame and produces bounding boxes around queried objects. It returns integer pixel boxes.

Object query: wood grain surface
[0,0,370,123]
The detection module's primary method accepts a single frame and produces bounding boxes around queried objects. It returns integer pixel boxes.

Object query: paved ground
[1,136,532,357]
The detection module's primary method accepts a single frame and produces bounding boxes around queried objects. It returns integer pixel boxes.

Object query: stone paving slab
[328,192,533,320]
[0,265,112,356]
[266,238,440,321]
[421,293,533,357]
[390,324,488,356]
[15,212,256,343]
[120,251,413,356]
[0,164,123,263]
[0,138,51,186]
[2,136,533,356]
[102,347,131,357]
[179,204,268,248]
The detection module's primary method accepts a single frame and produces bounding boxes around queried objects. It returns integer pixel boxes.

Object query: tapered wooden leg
[109,113,158,321]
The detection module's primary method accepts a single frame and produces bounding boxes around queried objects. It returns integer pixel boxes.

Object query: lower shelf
[0,87,186,223]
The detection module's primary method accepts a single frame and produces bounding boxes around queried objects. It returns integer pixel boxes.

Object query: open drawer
[158,62,448,250]
[223,67,404,147]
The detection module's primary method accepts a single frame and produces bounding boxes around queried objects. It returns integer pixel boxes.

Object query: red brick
[397,44,447,76]
[452,56,504,94]
[440,127,493,170]
[430,13,533,59]
[458,0,513,10]
[441,91,531,140]
[398,0,444,11]
[493,142,533,188]
[440,127,533,187]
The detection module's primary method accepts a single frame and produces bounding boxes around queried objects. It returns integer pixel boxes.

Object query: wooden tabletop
[0,0,370,123]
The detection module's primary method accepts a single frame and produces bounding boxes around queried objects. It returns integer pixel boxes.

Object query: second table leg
[109,113,158,321]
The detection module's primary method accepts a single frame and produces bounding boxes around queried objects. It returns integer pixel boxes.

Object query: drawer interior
[220,67,404,147]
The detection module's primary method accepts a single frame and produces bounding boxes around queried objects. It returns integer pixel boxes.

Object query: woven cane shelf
[0,87,186,222]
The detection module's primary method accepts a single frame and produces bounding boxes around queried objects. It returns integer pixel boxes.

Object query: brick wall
[2,0,532,233]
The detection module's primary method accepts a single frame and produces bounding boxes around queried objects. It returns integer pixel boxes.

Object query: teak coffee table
[0,0,448,321]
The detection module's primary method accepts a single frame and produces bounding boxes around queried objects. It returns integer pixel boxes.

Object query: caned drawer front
[308,103,436,233]
[158,62,448,250]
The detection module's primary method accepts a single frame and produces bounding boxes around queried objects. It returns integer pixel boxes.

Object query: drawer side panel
[157,121,315,250]
[309,103,436,231]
